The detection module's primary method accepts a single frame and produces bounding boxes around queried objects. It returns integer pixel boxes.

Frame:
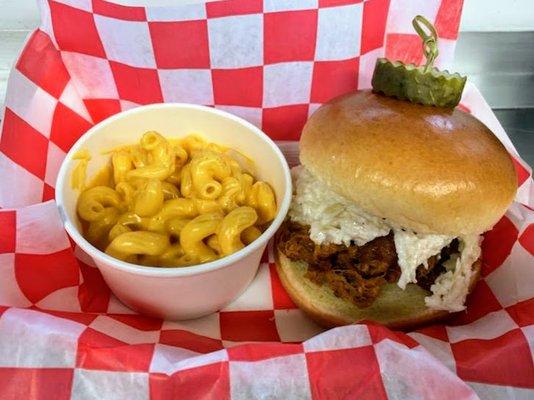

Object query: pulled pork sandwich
[274,90,517,329]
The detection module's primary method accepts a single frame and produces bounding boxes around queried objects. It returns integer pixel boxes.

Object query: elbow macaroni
[218,206,258,256]
[76,132,277,267]
[180,212,223,263]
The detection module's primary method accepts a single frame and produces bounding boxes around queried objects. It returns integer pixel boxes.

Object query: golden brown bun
[274,241,481,330]
[300,91,517,236]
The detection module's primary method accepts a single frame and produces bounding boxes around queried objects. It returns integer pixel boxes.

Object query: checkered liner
[0,0,532,398]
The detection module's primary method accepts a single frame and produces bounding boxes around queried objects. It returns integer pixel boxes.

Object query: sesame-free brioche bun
[274,244,481,329]
[300,91,517,236]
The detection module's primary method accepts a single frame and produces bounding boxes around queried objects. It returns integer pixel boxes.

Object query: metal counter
[456,31,534,166]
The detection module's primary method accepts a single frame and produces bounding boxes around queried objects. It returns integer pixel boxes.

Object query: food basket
[0,0,532,398]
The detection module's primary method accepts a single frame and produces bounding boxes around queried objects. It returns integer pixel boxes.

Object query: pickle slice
[372,58,466,108]
[371,16,467,108]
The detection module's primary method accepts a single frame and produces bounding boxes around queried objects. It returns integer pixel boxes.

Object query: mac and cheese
[76,132,277,267]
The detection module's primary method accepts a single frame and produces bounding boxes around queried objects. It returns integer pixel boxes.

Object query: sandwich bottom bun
[274,237,481,330]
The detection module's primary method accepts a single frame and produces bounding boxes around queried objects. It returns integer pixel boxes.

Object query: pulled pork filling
[278,221,459,308]
[285,166,482,312]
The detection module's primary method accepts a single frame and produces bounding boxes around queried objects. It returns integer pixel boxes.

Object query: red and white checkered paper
[0,0,533,398]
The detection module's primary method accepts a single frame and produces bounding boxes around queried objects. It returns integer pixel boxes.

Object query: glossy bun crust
[300,91,517,236]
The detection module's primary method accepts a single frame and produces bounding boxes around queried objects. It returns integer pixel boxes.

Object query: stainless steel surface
[455,32,534,109]
[494,109,534,166]
[455,32,534,167]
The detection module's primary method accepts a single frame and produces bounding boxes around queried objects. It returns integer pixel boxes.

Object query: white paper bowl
[56,104,291,320]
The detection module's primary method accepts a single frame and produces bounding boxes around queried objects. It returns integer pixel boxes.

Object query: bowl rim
[55,102,292,277]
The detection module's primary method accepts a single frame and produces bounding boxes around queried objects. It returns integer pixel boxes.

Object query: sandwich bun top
[300,90,517,236]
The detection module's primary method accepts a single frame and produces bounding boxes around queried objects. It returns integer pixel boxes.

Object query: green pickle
[371,15,466,108]
[372,59,467,108]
